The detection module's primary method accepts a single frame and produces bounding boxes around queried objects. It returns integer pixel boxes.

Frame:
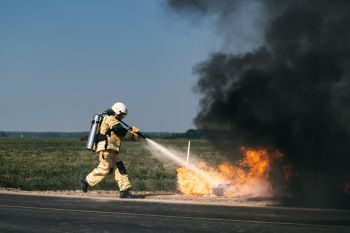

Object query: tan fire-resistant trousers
[85,149,131,191]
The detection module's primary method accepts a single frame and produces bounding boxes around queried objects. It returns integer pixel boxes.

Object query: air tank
[86,114,103,151]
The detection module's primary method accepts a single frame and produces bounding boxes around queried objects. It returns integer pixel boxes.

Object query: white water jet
[145,138,211,181]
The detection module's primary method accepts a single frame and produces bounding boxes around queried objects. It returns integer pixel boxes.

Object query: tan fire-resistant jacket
[95,115,132,152]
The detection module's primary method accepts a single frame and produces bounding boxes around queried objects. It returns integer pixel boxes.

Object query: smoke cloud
[167,0,350,208]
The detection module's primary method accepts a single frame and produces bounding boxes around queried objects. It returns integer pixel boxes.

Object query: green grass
[0,137,223,191]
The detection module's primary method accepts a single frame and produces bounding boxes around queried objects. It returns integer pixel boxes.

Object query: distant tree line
[0,131,86,138]
[0,129,202,139]
[143,129,202,139]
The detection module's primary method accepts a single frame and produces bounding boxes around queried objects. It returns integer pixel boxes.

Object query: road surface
[0,192,349,233]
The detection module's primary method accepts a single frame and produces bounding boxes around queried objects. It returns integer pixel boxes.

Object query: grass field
[0,137,224,191]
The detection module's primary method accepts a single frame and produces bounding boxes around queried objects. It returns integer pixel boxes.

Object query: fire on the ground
[177,147,287,197]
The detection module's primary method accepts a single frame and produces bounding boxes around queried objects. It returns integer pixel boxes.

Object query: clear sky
[0,0,259,132]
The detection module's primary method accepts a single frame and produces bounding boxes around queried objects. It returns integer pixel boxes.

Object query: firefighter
[81,102,140,198]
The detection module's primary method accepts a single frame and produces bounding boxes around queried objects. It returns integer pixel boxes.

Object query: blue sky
[0,0,223,132]
[0,0,259,132]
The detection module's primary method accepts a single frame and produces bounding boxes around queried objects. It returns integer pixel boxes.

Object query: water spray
[145,139,212,181]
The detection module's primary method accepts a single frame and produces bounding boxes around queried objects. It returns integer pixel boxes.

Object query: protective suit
[82,103,139,198]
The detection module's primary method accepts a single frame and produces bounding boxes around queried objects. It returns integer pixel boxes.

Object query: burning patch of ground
[177,147,285,198]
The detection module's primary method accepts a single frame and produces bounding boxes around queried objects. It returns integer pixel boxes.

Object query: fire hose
[119,119,147,139]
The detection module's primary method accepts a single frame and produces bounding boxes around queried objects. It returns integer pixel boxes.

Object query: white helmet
[111,102,128,119]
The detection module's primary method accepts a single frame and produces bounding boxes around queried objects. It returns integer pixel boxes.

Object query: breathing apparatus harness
[86,109,121,152]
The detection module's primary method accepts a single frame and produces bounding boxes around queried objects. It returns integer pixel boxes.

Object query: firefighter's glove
[130,126,140,141]
[130,126,140,133]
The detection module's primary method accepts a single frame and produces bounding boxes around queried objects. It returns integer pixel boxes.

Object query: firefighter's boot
[81,179,89,193]
[119,188,132,198]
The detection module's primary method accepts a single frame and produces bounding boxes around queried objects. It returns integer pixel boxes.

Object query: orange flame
[177,148,281,197]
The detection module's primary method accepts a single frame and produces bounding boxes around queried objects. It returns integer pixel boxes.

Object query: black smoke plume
[167,0,350,208]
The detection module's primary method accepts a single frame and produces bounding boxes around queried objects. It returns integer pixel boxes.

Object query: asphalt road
[0,193,349,233]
